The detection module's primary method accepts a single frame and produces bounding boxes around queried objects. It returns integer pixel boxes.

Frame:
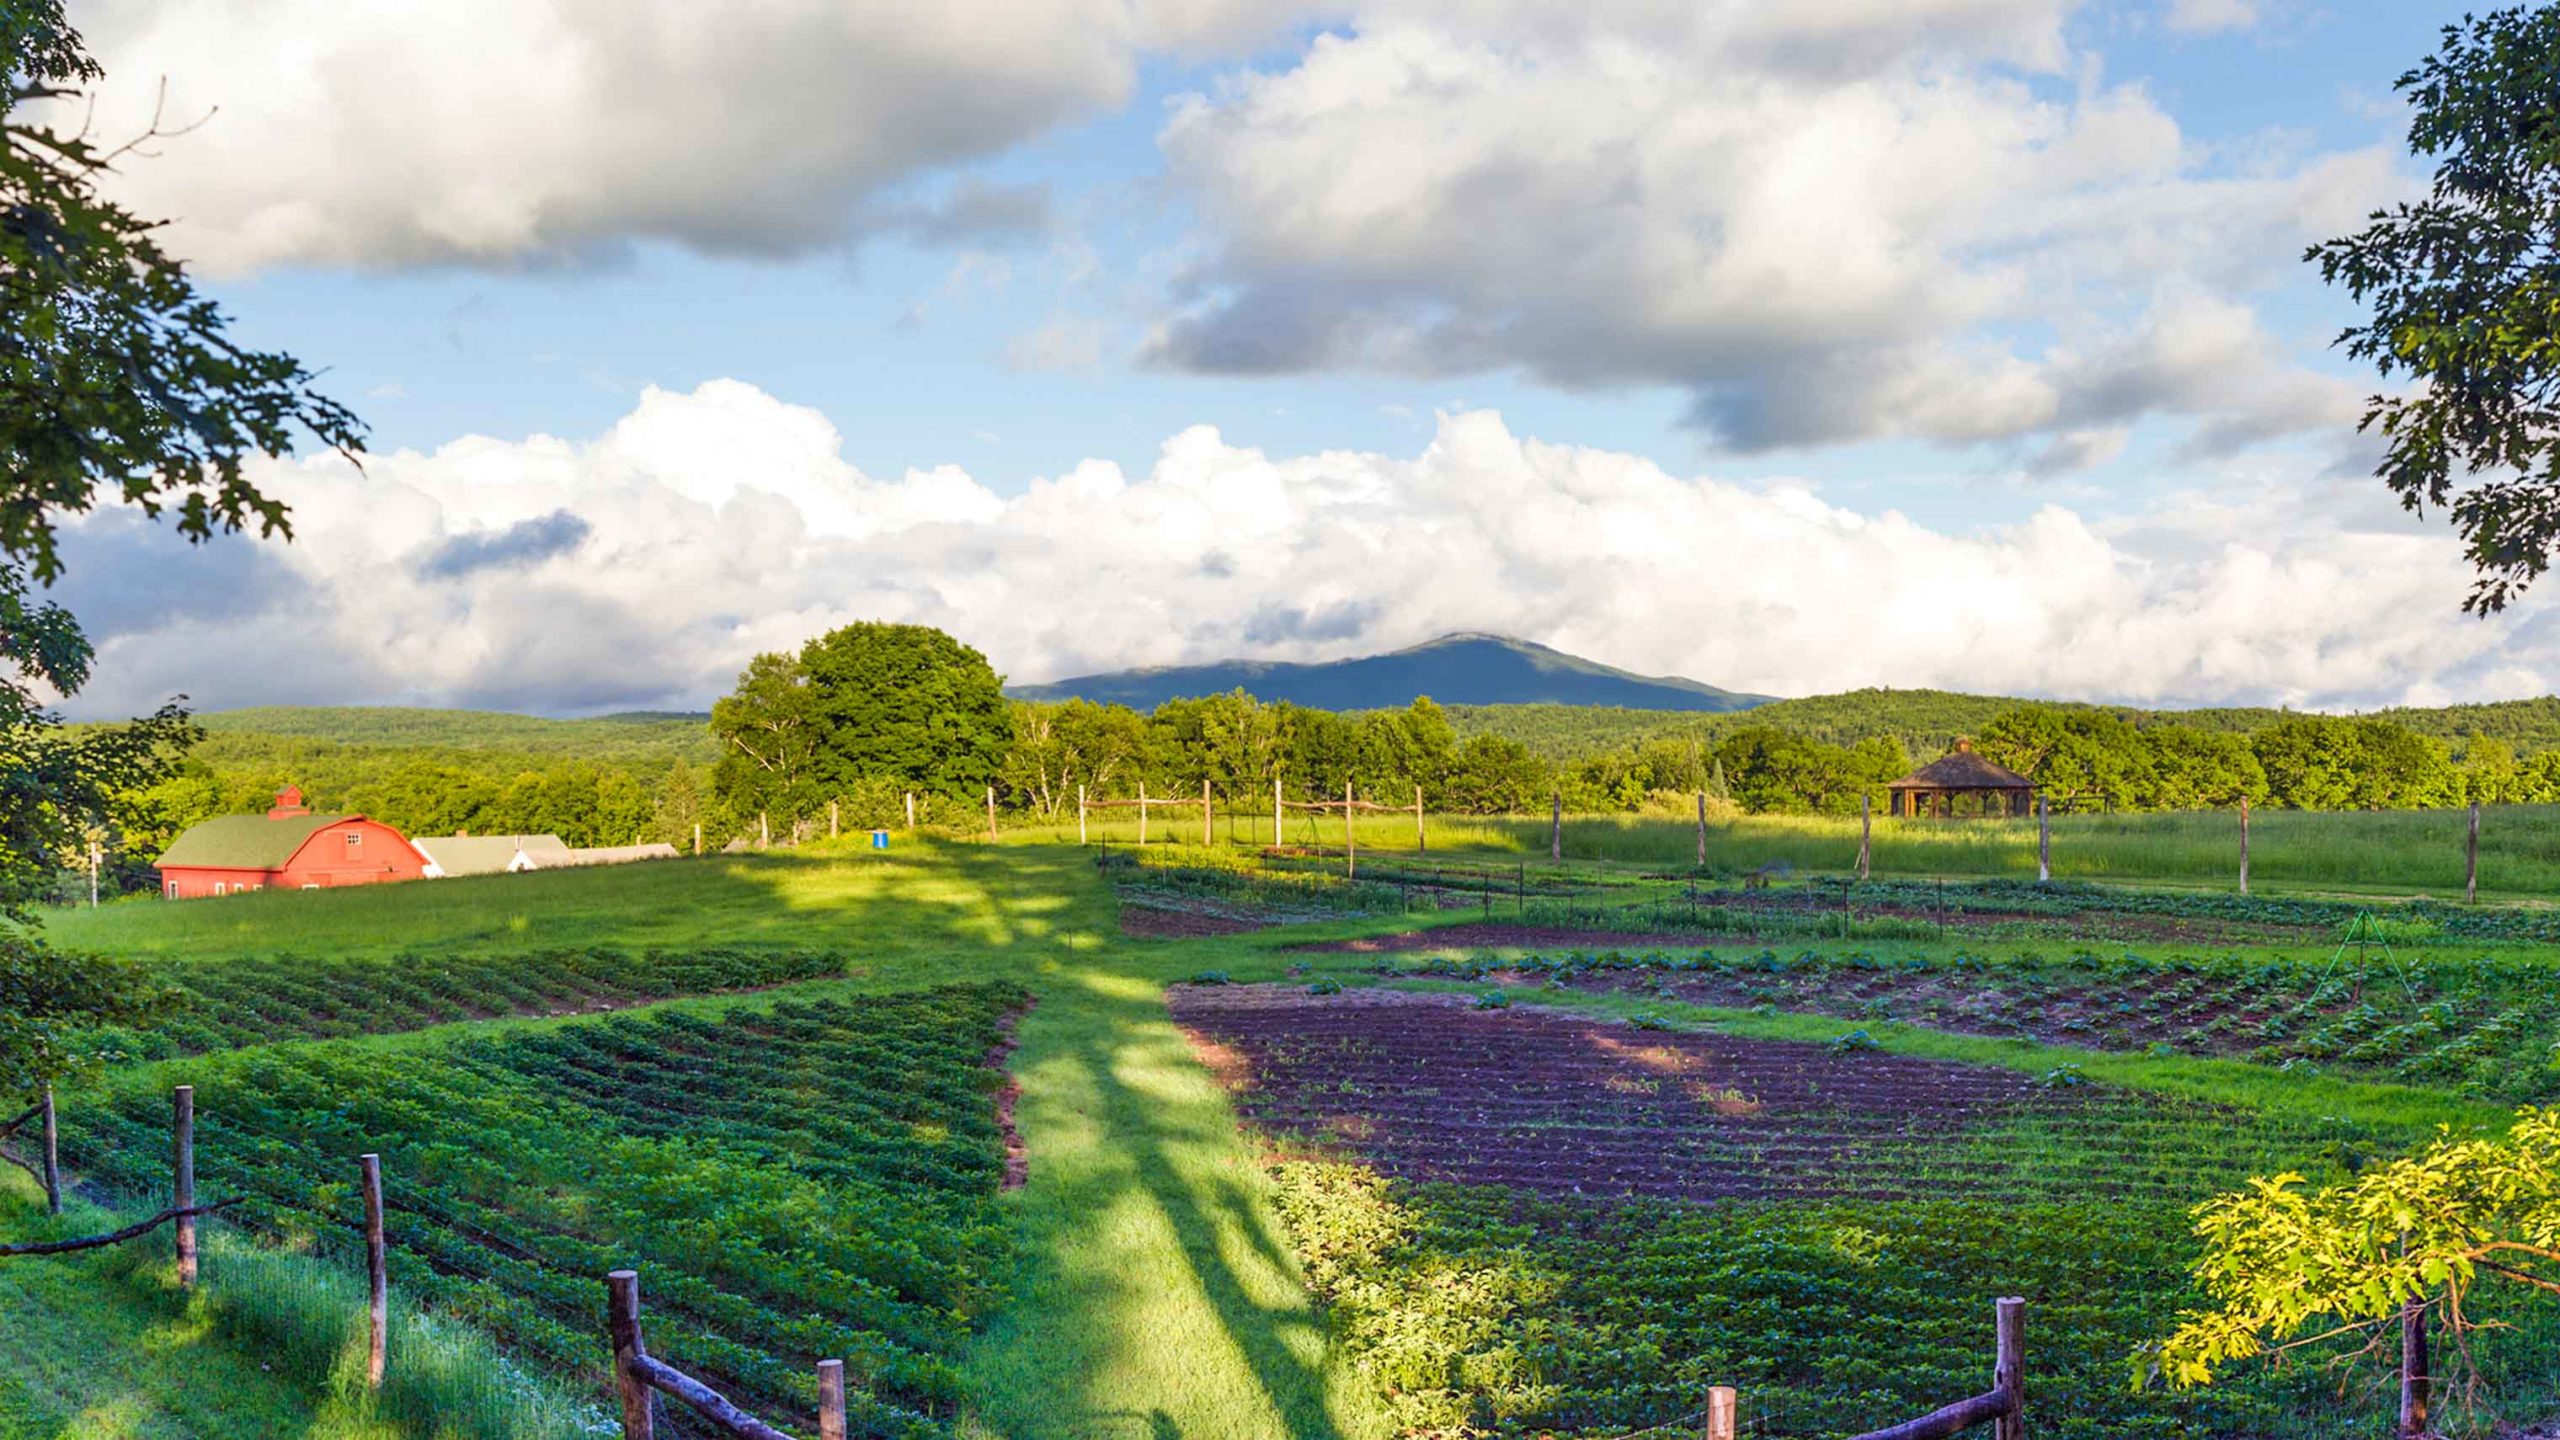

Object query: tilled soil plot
[1168,985,2115,1204]
[1119,903,1269,939]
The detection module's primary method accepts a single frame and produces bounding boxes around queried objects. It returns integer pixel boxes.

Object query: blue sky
[50,0,2539,716]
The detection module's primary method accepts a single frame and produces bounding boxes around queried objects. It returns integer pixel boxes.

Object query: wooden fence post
[1273,777,1284,848]
[1137,780,1149,846]
[39,1084,59,1216]
[172,1085,196,1288]
[361,1153,387,1388]
[1416,786,1426,853]
[905,791,916,830]
[818,1358,847,1440]
[2035,799,2051,884]
[1705,1385,1737,1440]
[1994,1296,2025,1440]
[1344,782,1356,879]
[607,1270,655,1439]
[1550,791,1562,862]
[1695,791,1707,868]
[1077,785,1088,846]
[2238,795,2250,896]
[2400,1300,2429,1438]
[1204,778,1214,847]
[2466,799,2481,904]
[1857,794,1872,882]
[829,800,840,839]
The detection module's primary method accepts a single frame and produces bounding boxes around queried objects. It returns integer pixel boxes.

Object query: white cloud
[2162,0,2258,34]
[1147,2,2406,460]
[54,0,1286,272]
[49,380,2544,719]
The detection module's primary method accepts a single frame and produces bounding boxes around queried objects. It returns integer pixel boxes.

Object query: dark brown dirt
[984,998,1038,1191]
[1167,984,2092,1204]
[1119,904,1268,939]
[1298,923,1722,953]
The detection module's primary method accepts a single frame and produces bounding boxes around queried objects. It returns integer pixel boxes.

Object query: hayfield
[9,837,2560,1438]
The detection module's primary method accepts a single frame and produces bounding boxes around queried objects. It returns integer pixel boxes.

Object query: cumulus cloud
[1148,1,2404,462]
[54,0,1284,271]
[46,380,2547,720]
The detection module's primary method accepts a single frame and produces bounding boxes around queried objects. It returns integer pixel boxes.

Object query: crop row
[79,946,846,1062]
[1271,1162,2560,1439]
[56,985,1024,1436]
[1396,945,2560,1102]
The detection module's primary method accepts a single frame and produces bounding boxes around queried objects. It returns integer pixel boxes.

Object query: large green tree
[2311,4,2560,612]
[2,2,360,1093]
[796,623,1012,802]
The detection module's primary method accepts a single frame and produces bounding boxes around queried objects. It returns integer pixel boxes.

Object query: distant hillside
[197,706,716,765]
[1448,690,2560,762]
[1013,634,1774,713]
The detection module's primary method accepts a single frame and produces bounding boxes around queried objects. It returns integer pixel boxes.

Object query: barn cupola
[268,785,312,819]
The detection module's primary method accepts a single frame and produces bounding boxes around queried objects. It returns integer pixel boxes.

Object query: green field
[1012,799,2560,897]
[11,840,2558,1438]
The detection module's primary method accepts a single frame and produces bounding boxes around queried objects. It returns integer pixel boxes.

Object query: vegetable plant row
[1271,1163,2560,1439]
[80,945,846,1062]
[1394,944,2560,1102]
[57,984,1025,1436]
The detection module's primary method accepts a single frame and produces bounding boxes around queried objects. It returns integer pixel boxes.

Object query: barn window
[213,883,226,896]
[346,831,361,846]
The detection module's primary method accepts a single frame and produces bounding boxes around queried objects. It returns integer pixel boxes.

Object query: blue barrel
[870,829,890,850]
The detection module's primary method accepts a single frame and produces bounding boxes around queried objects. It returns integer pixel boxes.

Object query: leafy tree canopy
[2312,3,2560,612]
[1,3,360,1089]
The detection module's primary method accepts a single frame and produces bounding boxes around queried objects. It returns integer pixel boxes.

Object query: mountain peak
[1011,636,1773,712]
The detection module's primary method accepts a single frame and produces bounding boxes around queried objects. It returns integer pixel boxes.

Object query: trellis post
[1077,785,1088,845]
[1203,778,1214,847]
[2238,795,2250,896]
[1344,781,1356,879]
[2035,798,2051,884]
[1856,794,1872,882]
[1138,780,1149,846]
[2466,799,2481,903]
[1415,785,1426,852]
[1550,791,1562,862]
[362,1153,387,1388]
[1273,777,1284,848]
[39,1085,59,1215]
[172,1086,196,1288]
[607,1270,656,1439]
[1695,791,1707,868]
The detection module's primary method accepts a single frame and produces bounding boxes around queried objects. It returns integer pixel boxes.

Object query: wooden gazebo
[1886,740,2036,818]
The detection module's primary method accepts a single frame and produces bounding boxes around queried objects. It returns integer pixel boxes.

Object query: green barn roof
[156,812,355,870]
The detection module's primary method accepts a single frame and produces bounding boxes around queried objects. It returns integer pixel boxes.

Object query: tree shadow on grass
[961,971,1378,1440]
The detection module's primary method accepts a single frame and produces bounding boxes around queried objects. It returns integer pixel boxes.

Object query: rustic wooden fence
[0,1085,242,1271]
[609,1268,846,1440]
[1683,1298,2022,1440]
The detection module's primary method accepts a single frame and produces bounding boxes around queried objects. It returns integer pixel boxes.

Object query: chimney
[1955,739,1975,754]
[268,785,310,819]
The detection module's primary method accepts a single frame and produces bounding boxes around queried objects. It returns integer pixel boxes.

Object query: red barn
[155,786,429,899]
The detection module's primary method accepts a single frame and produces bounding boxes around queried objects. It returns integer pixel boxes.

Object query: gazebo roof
[1886,740,2035,792]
